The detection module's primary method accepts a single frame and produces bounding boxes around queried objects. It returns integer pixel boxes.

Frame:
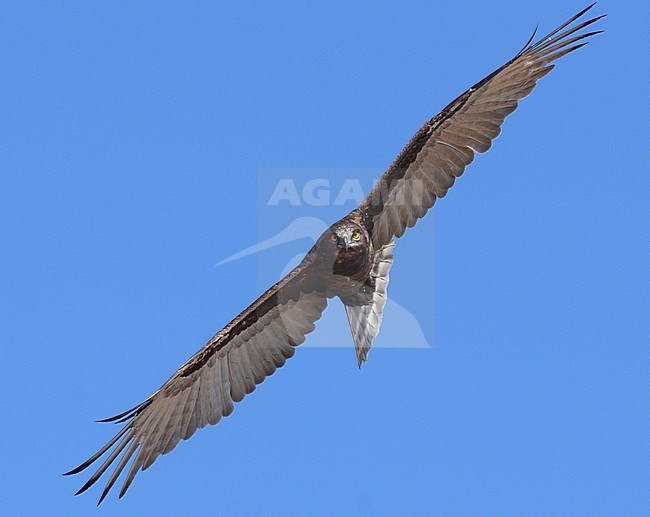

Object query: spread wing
[344,240,395,366]
[353,4,604,249]
[65,257,328,504]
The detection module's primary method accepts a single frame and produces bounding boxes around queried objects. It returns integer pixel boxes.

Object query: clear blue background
[2,1,648,515]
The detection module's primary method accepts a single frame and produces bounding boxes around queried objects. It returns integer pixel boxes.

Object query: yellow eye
[330,234,338,242]
[351,230,361,240]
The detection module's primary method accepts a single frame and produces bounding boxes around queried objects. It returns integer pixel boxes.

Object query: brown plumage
[66,5,604,504]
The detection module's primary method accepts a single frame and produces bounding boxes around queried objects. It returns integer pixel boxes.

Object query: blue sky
[2,1,649,515]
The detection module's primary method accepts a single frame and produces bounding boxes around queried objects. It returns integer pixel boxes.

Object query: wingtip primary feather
[74,476,98,496]
[97,488,110,506]
[516,24,539,57]
[96,399,151,423]
[63,424,131,477]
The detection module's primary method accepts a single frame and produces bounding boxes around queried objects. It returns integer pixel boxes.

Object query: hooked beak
[338,235,351,251]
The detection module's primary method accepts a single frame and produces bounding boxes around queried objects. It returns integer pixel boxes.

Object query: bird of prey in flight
[66,5,604,504]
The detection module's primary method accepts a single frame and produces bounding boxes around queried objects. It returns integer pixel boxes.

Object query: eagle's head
[313,219,372,275]
[329,221,367,254]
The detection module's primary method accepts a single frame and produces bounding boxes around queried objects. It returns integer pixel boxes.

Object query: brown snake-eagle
[66,5,604,504]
